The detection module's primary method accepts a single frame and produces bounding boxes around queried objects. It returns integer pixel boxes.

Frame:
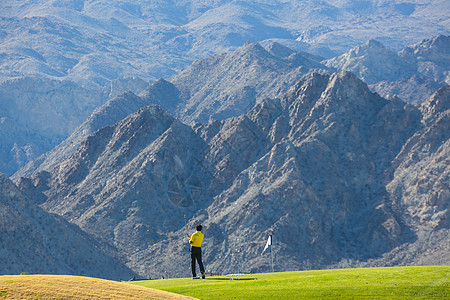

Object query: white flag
[262,234,272,253]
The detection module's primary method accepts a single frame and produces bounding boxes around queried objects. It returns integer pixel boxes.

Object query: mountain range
[1,0,448,86]
[10,35,450,178]
[11,70,449,278]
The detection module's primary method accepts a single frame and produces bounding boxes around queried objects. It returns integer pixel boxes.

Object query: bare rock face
[21,71,448,278]
[0,173,135,280]
[387,85,449,230]
[378,85,450,266]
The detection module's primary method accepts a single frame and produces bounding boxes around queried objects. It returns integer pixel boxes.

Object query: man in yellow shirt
[187,224,205,279]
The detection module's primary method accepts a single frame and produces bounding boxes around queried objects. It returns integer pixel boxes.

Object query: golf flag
[262,234,272,253]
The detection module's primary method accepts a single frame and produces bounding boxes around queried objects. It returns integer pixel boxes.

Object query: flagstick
[271,243,274,273]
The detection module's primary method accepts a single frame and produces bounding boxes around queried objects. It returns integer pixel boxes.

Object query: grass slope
[132,266,449,299]
[0,275,194,299]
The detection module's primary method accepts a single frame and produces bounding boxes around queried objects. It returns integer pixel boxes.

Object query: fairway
[132,266,449,299]
[0,275,194,299]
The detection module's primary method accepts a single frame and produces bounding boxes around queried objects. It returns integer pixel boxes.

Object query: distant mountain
[324,35,450,104]
[0,77,103,176]
[400,35,450,84]
[0,76,148,176]
[19,71,449,278]
[0,173,135,280]
[1,0,448,86]
[323,39,417,84]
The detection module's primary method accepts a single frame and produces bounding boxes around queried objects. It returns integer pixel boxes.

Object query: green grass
[131,266,449,299]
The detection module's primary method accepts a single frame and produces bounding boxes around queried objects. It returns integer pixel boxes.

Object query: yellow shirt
[189,231,204,247]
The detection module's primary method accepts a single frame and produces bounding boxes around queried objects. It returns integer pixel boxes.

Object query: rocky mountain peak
[265,42,295,58]
[139,78,181,113]
[13,91,155,180]
[321,71,377,104]
[90,91,145,128]
[355,39,386,55]
[238,41,271,57]
[171,41,328,124]
[106,105,174,149]
[247,98,284,133]
[330,39,387,61]
[281,72,329,112]
[114,104,174,130]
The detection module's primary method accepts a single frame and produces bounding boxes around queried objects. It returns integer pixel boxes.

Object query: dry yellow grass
[0,275,196,299]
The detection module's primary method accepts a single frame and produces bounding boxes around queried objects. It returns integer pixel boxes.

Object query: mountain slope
[0,75,148,177]
[0,173,135,280]
[0,77,104,176]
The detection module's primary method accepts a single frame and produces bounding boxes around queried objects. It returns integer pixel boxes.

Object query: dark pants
[190,246,205,277]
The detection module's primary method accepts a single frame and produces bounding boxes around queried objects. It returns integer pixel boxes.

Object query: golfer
[187,224,206,279]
